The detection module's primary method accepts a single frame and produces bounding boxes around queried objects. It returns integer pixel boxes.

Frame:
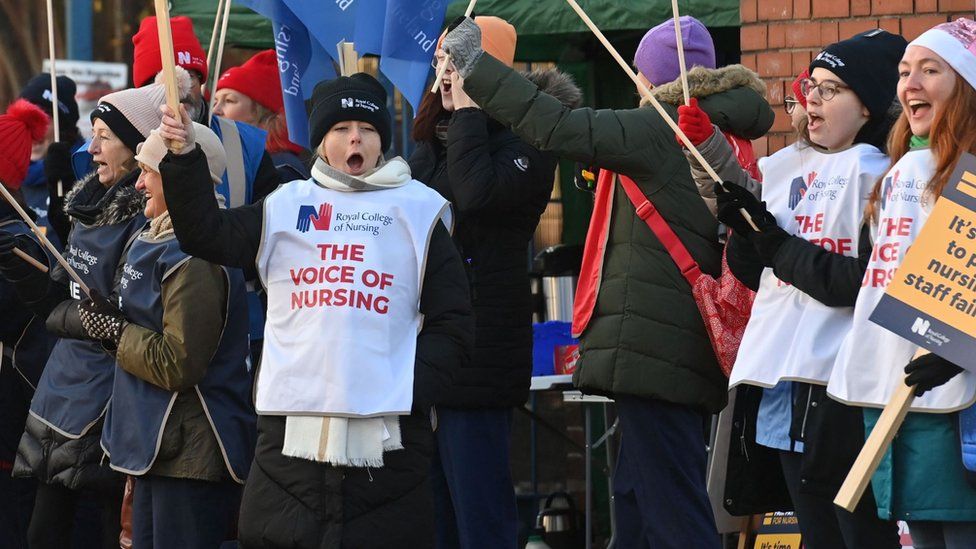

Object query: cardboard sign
[753,512,802,549]
[870,152,976,371]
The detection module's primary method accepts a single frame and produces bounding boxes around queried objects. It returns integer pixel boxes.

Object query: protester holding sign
[0,80,171,548]
[215,49,310,183]
[57,121,255,548]
[828,19,976,544]
[441,15,773,546]
[682,29,907,548]
[409,16,577,548]
[156,72,473,547]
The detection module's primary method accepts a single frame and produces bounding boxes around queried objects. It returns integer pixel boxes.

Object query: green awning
[172,0,274,50]
[172,0,739,51]
[445,0,739,35]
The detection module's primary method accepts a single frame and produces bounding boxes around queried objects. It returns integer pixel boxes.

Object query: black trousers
[779,451,898,549]
[27,481,122,549]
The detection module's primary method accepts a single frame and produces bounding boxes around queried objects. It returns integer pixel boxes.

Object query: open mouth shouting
[907,98,931,120]
[346,152,365,174]
[807,112,824,133]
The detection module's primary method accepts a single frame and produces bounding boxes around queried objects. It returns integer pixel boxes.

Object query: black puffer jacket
[409,69,582,408]
[10,171,144,491]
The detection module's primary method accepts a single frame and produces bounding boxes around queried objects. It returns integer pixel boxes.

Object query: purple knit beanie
[634,16,716,86]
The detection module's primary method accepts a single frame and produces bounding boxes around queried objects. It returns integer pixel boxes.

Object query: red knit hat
[132,16,208,87]
[0,100,50,190]
[792,68,810,110]
[216,50,284,114]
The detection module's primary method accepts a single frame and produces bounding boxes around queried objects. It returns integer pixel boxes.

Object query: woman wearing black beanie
[157,72,473,548]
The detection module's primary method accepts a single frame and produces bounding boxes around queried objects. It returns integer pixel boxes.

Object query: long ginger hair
[866,74,976,221]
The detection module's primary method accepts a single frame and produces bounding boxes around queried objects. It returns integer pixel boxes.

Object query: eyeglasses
[799,78,849,101]
[784,98,800,114]
[430,53,453,71]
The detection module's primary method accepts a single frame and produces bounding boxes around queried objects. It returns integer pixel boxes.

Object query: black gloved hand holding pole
[904,353,965,397]
[78,289,128,347]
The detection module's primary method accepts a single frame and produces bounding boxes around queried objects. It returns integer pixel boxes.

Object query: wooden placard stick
[154,0,183,152]
[0,183,89,295]
[430,0,478,93]
[833,349,927,512]
[46,0,63,196]
[562,0,759,231]
[13,248,49,273]
[670,0,691,105]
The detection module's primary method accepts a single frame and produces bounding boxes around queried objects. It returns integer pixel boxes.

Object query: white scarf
[281,156,412,467]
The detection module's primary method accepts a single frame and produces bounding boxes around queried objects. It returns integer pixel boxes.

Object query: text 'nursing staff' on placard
[870,152,976,370]
[289,243,395,315]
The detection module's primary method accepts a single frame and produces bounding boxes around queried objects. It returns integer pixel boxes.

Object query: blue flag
[235,0,336,148]
[283,0,358,63]
[379,0,447,112]
[354,0,388,55]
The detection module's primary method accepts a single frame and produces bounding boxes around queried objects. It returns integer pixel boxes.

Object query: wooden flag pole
[208,0,233,125]
[45,0,60,143]
[670,0,691,105]
[834,353,925,512]
[339,42,359,77]
[431,0,478,93]
[206,0,227,75]
[562,0,759,231]
[154,0,182,152]
[0,183,88,295]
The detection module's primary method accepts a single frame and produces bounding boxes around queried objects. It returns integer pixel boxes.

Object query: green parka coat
[461,55,773,413]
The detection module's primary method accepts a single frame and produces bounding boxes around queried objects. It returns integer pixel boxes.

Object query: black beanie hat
[19,73,80,137]
[809,29,908,122]
[309,73,391,153]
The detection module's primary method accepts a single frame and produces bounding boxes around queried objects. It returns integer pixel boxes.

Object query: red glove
[677,97,714,146]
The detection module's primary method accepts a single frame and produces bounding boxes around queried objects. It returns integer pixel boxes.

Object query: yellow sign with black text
[871,153,976,371]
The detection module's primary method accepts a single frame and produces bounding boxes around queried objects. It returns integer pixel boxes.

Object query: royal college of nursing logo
[788,171,817,210]
[296,203,333,233]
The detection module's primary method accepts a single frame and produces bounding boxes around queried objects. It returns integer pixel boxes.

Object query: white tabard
[829,149,976,411]
[255,177,449,416]
[730,144,890,388]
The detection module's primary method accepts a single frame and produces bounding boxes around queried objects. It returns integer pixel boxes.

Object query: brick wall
[741,0,974,156]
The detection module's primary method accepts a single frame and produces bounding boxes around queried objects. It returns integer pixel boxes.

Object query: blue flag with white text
[283,0,358,63]
[235,0,336,148]
[379,0,447,111]
[354,0,388,55]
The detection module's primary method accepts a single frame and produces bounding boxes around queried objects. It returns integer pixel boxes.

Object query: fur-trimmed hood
[645,64,767,107]
[524,67,583,109]
[64,170,146,227]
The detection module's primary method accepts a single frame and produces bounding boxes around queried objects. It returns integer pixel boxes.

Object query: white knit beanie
[91,67,191,153]
[910,18,976,91]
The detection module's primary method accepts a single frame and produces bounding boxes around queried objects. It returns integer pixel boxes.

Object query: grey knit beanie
[136,122,226,186]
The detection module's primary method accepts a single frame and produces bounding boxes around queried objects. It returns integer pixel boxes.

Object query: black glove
[44,141,78,244]
[904,353,965,397]
[715,182,775,235]
[0,230,48,283]
[78,290,128,346]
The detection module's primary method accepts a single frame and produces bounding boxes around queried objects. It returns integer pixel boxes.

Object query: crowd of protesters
[0,8,974,549]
